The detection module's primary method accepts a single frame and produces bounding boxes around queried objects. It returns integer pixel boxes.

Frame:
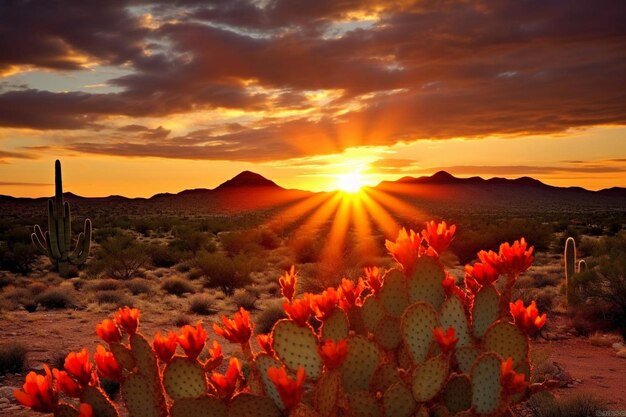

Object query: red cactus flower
[178,322,207,359]
[78,403,94,417]
[210,358,241,400]
[509,300,547,335]
[498,238,534,277]
[153,331,178,363]
[114,307,140,335]
[319,339,348,370]
[96,319,122,344]
[433,327,458,354]
[464,262,500,287]
[364,266,383,294]
[52,369,81,398]
[442,274,469,303]
[338,278,365,309]
[310,288,340,321]
[205,340,224,370]
[213,308,253,345]
[385,227,422,274]
[422,221,456,256]
[64,349,93,386]
[500,357,527,395]
[267,366,306,411]
[94,345,122,381]
[13,365,58,412]
[257,334,274,355]
[279,265,297,302]
[283,298,311,326]
[478,249,502,272]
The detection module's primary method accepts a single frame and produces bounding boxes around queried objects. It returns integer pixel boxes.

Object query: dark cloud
[0,0,625,161]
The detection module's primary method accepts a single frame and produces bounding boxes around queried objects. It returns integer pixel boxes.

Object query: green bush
[36,288,74,309]
[162,276,195,296]
[0,343,28,375]
[0,242,38,275]
[169,227,213,255]
[149,245,182,268]
[188,294,214,315]
[195,251,252,295]
[90,234,150,279]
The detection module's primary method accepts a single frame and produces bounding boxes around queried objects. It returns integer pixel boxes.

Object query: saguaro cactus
[31,160,92,277]
[564,237,576,304]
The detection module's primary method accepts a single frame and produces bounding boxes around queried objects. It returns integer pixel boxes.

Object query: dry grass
[188,294,215,315]
[36,288,75,309]
[0,342,28,375]
[233,289,257,310]
[162,276,195,296]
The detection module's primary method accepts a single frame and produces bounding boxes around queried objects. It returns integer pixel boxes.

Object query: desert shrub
[162,276,195,296]
[126,278,153,295]
[149,245,182,268]
[85,278,122,292]
[220,230,262,255]
[95,290,134,307]
[188,294,214,315]
[527,392,607,417]
[0,274,14,289]
[195,251,252,295]
[0,342,28,375]
[289,235,323,264]
[233,289,257,310]
[512,287,556,313]
[173,313,192,327]
[570,233,626,337]
[90,234,150,279]
[93,226,125,242]
[51,349,68,370]
[36,288,74,309]
[28,282,48,296]
[0,242,38,275]
[259,228,281,250]
[255,300,286,334]
[5,287,30,303]
[170,227,214,255]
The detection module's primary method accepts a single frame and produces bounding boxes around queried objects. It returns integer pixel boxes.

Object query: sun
[334,171,366,193]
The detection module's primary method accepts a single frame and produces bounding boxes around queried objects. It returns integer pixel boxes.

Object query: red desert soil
[537,337,626,410]
[1,310,625,415]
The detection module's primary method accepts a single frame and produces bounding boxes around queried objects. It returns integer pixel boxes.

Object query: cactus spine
[31,160,92,277]
[564,237,576,304]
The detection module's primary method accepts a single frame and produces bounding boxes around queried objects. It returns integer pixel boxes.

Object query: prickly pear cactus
[16,220,552,417]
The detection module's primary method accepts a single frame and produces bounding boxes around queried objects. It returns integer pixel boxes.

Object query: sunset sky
[0,0,625,197]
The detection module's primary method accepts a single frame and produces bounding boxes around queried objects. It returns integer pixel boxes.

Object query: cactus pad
[443,374,472,414]
[340,336,381,392]
[383,383,416,417]
[361,295,386,333]
[371,362,403,393]
[163,357,208,400]
[454,346,480,373]
[348,391,381,417]
[229,394,281,417]
[53,404,79,417]
[314,370,341,417]
[170,397,227,417]
[397,343,412,370]
[321,308,349,342]
[379,269,409,317]
[272,319,323,379]
[401,302,440,364]
[255,353,285,410]
[483,321,528,367]
[407,256,446,309]
[470,353,503,415]
[110,342,136,371]
[411,355,449,402]
[374,314,402,350]
[472,285,499,339]
[121,374,163,417]
[440,295,472,347]
[130,333,159,381]
[80,386,119,417]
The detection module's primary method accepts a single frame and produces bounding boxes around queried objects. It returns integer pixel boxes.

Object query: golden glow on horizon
[333,171,367,193]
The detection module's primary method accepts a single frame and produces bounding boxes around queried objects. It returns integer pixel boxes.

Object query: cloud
[409,163,626,176]
[0,0,625,161]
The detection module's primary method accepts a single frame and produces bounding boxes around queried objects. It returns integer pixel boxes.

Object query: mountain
[1,170,624,215]
[215,170,281,190]
[377,170,626,210]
